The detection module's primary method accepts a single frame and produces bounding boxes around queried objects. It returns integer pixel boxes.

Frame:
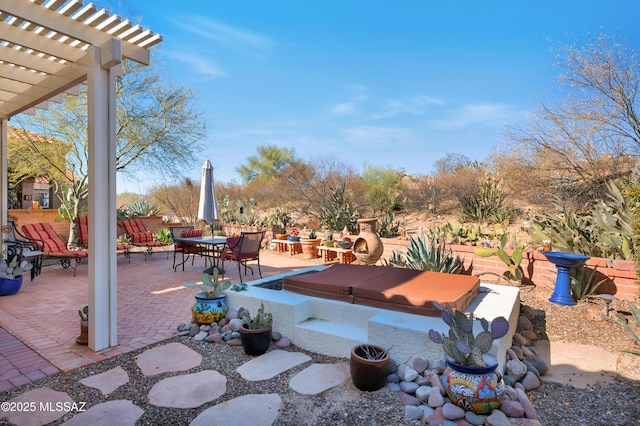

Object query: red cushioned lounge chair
[77,216,132,263]
[121,219,169,260]
[20,223,88,276]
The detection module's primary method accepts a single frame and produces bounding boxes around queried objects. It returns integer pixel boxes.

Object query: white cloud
[169,16,275,60]
[168,51,226,79]
[344,125,415,146]
[430,103,525,129]
[331,102,359,116]
[331,91,445,121]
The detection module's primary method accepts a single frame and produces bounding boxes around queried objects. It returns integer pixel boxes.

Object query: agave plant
[604,300,640,356]
[428,302,510,368]
[387,232,463,274]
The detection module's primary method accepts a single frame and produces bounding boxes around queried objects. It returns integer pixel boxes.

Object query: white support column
[85,40,121,350]
[0,120,7,233]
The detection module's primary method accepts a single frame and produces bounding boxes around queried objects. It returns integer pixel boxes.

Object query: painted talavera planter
[192,293,228,325]
[441,356,505,414]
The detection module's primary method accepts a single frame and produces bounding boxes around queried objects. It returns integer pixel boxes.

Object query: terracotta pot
[240,324,272,356]
[76,320,88,345]
[300,238,320,259]
[350,344,390,391]
[353,218,384,265]
[276,234,288,240]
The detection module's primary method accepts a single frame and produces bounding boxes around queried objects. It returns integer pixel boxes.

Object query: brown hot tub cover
[282,264,479,316]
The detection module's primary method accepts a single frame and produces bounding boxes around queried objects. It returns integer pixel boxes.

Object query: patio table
[172,235,227,273]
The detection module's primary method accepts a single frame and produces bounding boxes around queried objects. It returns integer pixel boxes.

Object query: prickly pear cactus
[242,302,273,330]
[428,302,510,368]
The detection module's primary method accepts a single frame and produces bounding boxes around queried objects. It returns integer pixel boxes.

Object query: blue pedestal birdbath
[542,251,590,306]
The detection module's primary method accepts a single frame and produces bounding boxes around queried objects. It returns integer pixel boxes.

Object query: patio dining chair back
[4,221,43,280]
[169,226,207,271]
[224,230,266,282]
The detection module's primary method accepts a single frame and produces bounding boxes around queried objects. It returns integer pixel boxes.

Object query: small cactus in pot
[241,302,273,330]
[428,302,509,368]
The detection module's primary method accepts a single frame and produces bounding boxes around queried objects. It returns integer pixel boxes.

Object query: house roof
[0,0,162,121]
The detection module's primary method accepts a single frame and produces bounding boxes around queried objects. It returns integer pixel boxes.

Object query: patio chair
[3,221,44,280]
[121,219,169,260]
[76,216,132,262]
[20,223,88,276]
[224,230,266,282]
[170,226,208,271]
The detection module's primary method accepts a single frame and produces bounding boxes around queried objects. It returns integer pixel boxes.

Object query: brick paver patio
[0,247,315,391]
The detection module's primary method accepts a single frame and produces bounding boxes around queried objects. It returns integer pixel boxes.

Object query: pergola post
[0,120,7,229]
[86,41,121,350]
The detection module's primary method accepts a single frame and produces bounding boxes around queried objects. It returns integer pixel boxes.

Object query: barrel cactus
[428,302,509,368]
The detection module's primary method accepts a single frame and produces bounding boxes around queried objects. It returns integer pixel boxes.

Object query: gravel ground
[518,285,640,426]
[1,284,639,426]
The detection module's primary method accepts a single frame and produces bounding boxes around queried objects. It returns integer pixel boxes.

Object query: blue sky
[114,1,640,193]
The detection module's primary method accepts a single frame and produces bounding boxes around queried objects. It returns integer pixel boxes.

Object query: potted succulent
[77,305,88,345]
[276,227,288,240]
[428,302,509,414]
[183,268,232,325]
[239,302,273,356]
[322,230,335,247]
[300,229,320,259]
[0,257,33,296]
[350,343,390,391]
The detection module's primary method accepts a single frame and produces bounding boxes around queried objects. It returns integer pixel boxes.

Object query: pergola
[0,0,161,350]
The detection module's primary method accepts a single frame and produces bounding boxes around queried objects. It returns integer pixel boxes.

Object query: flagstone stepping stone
[289,363,349,395]
[237,350,311,381]
[61,400,143,426]
[190,394,282,426]
[79,366,129,395]
[4,388,74,426]
[135,342,202,376]
[148,370,226,408]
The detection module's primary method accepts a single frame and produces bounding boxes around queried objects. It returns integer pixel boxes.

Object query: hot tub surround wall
[224,266,520,372]
[353,218,384,264]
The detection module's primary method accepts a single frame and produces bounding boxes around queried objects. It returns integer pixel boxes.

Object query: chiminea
[353,218,383,264]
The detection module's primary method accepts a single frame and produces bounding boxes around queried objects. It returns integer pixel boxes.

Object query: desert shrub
[320,184,360,233]
[378,212,400,238]
[529,181,634,260]
[458,173,515,224]
[361,164,405,215]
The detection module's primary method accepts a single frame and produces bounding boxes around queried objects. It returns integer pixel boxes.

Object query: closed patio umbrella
[197,160,220,232]
[198,160,222,275]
